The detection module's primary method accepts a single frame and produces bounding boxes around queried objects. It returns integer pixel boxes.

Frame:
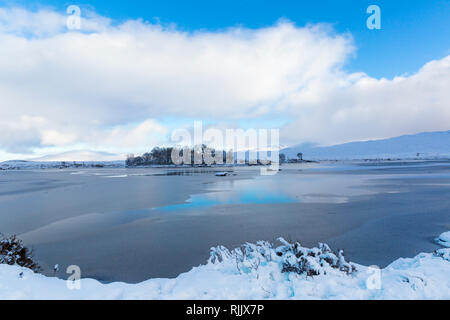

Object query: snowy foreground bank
[1,235,450,300]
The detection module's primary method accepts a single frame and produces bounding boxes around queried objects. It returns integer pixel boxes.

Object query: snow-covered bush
[433,248,450,262]
[436,231,450,247]
[209,237,356,277]
[0,234,41,272]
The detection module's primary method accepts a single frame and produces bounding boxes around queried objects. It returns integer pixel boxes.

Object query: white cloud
[41,129,77,146]
[0,7,110,36]
[91,119,168,151]
[0,115,46,153]
[281,56,450,146]
[0,6,449,160]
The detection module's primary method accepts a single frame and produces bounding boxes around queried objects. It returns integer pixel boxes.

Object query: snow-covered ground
[1,236,449,300]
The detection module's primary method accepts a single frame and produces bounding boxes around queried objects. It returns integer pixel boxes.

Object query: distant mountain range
[31,150,126,162]
[2,131,450,168]
[0,150,126,170]
[282,130,450,160]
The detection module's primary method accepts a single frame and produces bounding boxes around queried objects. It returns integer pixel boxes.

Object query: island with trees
[126,145,277,167]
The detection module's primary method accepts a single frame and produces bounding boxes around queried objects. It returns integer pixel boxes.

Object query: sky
[0,0,449,160]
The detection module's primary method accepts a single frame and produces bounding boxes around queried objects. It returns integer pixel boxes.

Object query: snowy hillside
[282,130,450,160]
[0,160,125,170]
[1,233,450,299]
[0,150,126,170]
[31,150,125,162]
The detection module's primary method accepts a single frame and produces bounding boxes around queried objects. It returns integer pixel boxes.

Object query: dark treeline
[126,145,235,167]
[126,147,174,166]
[126,145,279,167]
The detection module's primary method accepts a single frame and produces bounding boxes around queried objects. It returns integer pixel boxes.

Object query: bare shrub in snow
[209,238,356,277]
[0,234,41,272]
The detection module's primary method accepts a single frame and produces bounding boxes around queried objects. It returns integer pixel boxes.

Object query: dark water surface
[1,161,449,283]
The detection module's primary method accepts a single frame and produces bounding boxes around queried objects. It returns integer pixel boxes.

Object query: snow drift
[1,236,450,299]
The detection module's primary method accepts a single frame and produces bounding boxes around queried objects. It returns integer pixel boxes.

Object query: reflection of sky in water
[157,173,377,211]
[160,187,297,211]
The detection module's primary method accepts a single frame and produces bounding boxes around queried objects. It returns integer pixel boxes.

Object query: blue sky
[4,0,450,78]
[0,1,449,160]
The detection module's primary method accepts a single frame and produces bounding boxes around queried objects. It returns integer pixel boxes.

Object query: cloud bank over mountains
[0,7,449,160]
